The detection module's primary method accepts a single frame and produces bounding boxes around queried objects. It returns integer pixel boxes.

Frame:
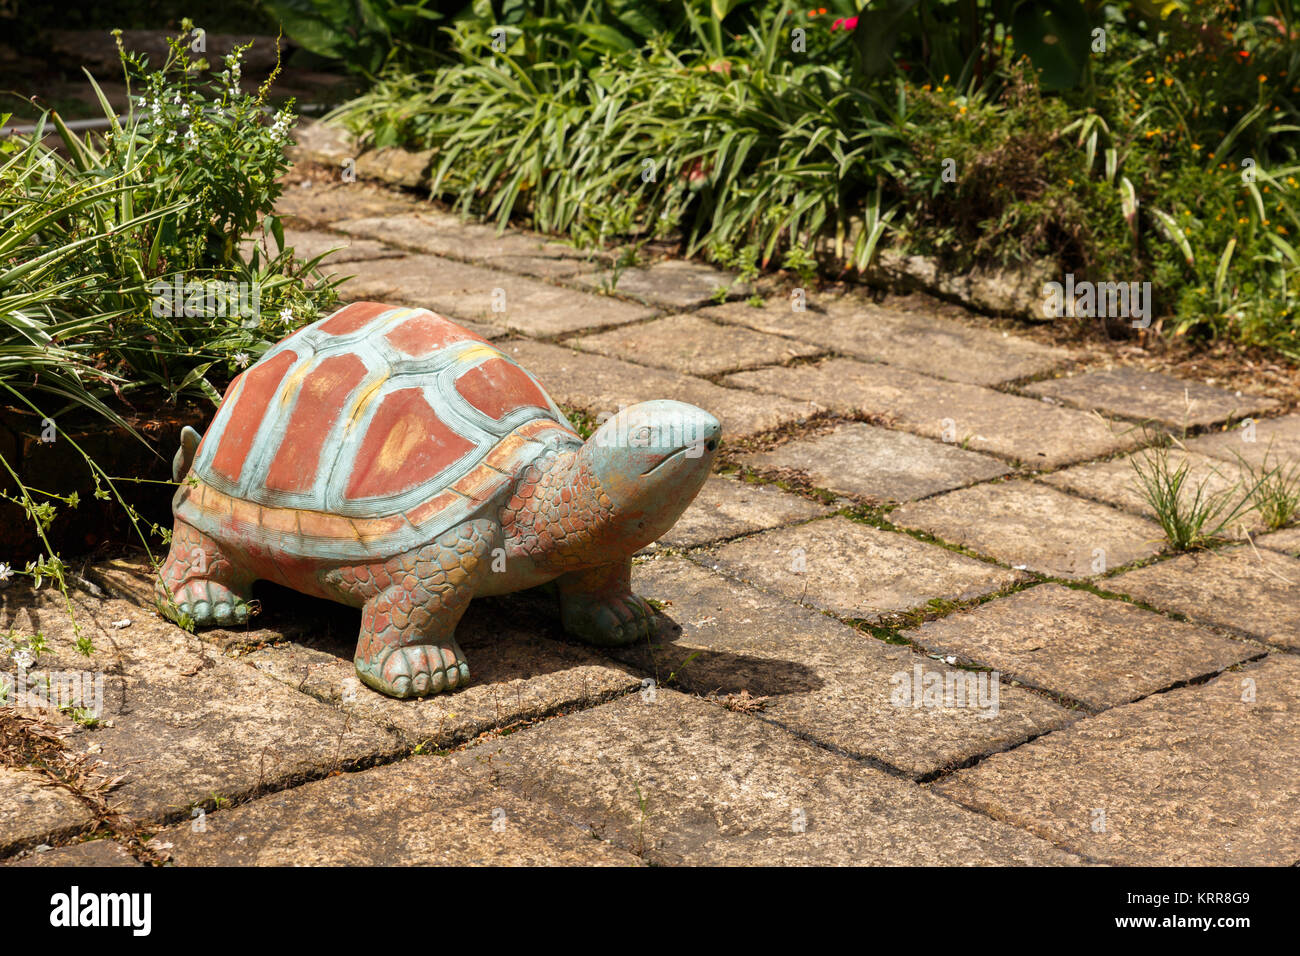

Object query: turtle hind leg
[347,519,498,699]
[156,520,254,627]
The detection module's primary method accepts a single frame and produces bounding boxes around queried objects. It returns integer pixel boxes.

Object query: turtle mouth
[639,440,716,477]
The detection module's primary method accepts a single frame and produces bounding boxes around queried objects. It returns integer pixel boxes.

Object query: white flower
[269,111,292,139]
[185,128,198,150]
[13,647,34,669]
[233,351,250,368]
[0,562,11,582]
[279,307,293,323]
[180,104,190,119]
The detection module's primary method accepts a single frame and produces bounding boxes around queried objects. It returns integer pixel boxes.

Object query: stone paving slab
[337,213,602,279]
[725,358,1138,468]
[575,259,745,309]
[6,840,140,867]
[457,689,1081,864]
[287,118,354,168]
[160,753,641,866]
[902,583,1257,711]
[933,655,1300,865]
[1,588,401,821]
[502,339,816,439]
[1185,413,1300,469]
[892,481,1165,578]
[617,557,1073,778]
[699,295,1072,386]
[354,146,435,190]
[1105,546,1300,650]
[641,475,828,551]
[570,313,822,376]
[741,422,1009,502]
[704,515,1028,621]
[1024,367,1277,428]
[1040,447,1260,534]
[278,229,400,264]
[336,253,655,337]
[242,595,641,749]
[274,180,424,227]
[240,228,404,268]
[1256,526,1300,557]
[0,767,92,857]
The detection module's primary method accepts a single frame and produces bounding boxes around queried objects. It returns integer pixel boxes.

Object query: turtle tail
[173,425,202,482]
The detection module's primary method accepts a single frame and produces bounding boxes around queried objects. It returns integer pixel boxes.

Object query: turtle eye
[629,426,653,447]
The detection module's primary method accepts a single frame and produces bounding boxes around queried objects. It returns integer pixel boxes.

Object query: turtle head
[580,400,721,552]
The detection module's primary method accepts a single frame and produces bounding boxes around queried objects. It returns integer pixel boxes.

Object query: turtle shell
[175,302,579,560]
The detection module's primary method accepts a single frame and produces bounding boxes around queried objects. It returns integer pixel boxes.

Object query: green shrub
[333,9,904,268]
[330,1,1298,354]
[0,25,341,645]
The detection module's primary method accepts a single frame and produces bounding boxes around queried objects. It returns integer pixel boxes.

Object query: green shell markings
[157,301,722,699]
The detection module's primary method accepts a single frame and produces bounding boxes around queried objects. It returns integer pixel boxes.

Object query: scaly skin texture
[321,519,497,699]
[156,521,254,626]
[502,450,651,646]
[501,450,615,571]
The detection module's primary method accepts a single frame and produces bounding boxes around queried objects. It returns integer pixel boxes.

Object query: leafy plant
[0,26,341,650]
[260,0,474,76]
[330,0,1299,355]
[849,0,1097,90]
[332,8,905,269]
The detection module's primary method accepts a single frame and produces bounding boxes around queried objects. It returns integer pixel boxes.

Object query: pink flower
[831,16,858,31]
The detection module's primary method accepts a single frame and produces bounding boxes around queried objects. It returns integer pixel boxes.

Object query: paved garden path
[3,144,1299,867]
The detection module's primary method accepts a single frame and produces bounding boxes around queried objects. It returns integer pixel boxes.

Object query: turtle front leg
[557,559,655,647]
[340,519,498,699]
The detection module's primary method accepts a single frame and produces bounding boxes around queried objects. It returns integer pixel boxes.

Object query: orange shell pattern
[176,302,580,560]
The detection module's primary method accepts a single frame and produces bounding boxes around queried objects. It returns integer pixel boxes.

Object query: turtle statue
[156,301,720,698]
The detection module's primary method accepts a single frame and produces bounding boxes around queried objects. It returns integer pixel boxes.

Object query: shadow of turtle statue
[155,301,720,699]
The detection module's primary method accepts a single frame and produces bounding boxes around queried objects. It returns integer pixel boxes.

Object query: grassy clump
[1237,447,1300,530]
[1130,443,1262,550]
